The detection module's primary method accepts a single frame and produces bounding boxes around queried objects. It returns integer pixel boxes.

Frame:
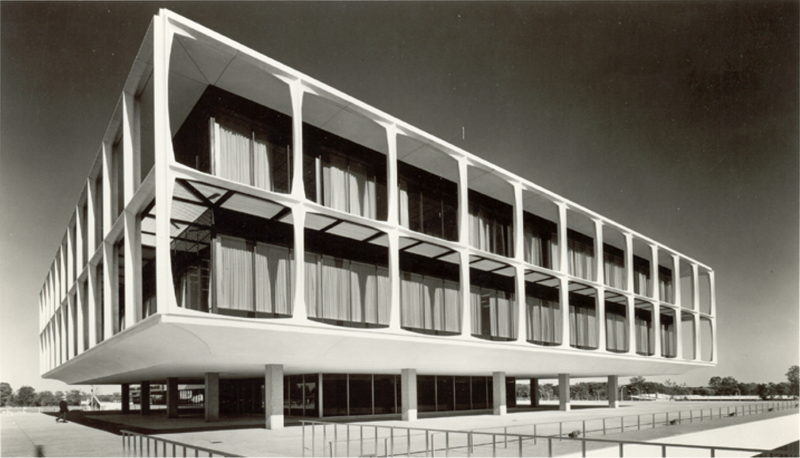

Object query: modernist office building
[38,10,716,429]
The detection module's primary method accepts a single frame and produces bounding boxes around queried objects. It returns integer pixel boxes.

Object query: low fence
[121,430,241,457]
[299,400,797,457]
[475,400,797,440]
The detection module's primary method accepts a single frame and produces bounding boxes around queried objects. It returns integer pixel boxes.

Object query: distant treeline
[0,383,121,407]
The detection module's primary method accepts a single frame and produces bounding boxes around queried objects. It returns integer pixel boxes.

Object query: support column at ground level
[140,382,150,415]
[530,378,540,408]
[492,372,507,415]
[607,375,619,408]
[204,373,219,422]
[401,369,417,421]
[265,365,284,430]
[166,378,179,418]
[121,384,130,414]
[558,374,570,411]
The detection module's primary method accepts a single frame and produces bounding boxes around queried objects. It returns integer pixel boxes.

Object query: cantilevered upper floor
[38,9,716,385]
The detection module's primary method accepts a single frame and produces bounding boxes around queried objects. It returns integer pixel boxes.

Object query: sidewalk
[0,412,121,457]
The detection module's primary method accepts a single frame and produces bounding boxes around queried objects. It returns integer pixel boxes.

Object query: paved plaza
[1,401,797,457]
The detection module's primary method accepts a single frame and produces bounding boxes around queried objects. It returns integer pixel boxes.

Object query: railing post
[518,434,523,457]
[504,427,508,448]
[390,427,394,457]
[347,425,351,458]
[323,424,327,456]
[407,429,411,456]
[689,410,693,423]
[620,415,624,432]
[385,438,390,458]
[665,411,669,426]
[468,432,473,457]
[710,447,716,457]
[637,414,641,431]
[547,437,553,457]
[312,424,316,456]
[533,425,537,445]
[619,443,624,457]
[375,426,378,456]
[425,431,430,456]
[445,431,449,458]
[302,423,306,458]
[700,409,703,421]
[360,425,364,457]
[492,434,496,457]
[334,424,338,457]
[582,420,586,437]
[559,422,562,440]
[661,444,667,457]
[602,418,606,435]
[329,441,334,458]
[581,438,586,457]
[678,411,681,424]
[652,413,656,429]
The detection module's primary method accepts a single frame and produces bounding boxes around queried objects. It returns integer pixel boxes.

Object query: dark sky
[1,1,797,391]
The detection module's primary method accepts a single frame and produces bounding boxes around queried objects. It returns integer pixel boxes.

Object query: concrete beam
[401,368,417,421]
[264,365,284,430]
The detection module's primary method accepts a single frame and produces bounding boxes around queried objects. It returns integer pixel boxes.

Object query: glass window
[454,377,471,410]
[417,376,436,412]
[436,376,454,411]
[348,375,373,415]
[373,375,396,414]
[471,377,488,410]
[322,374,348,417]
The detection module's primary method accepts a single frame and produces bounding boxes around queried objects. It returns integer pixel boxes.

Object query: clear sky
[1,2,797,393]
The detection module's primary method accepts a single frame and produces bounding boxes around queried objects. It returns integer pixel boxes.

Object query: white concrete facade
[38,9,716,400]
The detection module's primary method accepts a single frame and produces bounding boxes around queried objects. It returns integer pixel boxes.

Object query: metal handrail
[299,400,796,457]
[473,399,795,435]
[121,429,242,457]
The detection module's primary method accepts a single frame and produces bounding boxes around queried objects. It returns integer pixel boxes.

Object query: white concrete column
[86,178,97,256]
[204,373,219,421]
[652,301,662,357]
[265,364,284,429]
[626,295,636,355]
[124,211,142,327]
[671,254,681,305]
[388,232,402,331]
[66,295,74,359]
[557,203,568,275]
[597,286,606,351]
[290,208,307,322]
[289,81,305,200]
[166,378,179,418]
[650,245,659,302]
[675,308,683,360]
[401,369,417,421]
[457,158,470,245]
[558,373,570,411]
[492,372,507,415]
[385,125,398,226]
[76,283,84,354]
[530,378,540,407]
[459,251,472,337]
[102,141,113,237]
[607,375,619,408]
[153,12,177,315]
[102,241,115,338]
[513,183,524,262]
[691,264,699,312]
[75,206,84,273]
[515,265,527,342]
[624,234,634,293]
[693,311,702,362]
[559,276,570,348]
[122,92,140,205]
[709,271,718,363]
[594,219,604,285]
[67,225,74,286]
[87,262,97,347]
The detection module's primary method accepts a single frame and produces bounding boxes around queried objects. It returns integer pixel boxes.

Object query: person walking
[57,399,69,423]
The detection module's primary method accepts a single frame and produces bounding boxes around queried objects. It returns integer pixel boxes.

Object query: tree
[14,386,36,406]
[34,391,57,406]
[66,390,84,406]
[54,391,64,401]
[0,383,12,406]
[786,365,799,396]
